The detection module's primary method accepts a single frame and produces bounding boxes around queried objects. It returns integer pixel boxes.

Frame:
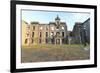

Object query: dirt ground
[21,44,90,63]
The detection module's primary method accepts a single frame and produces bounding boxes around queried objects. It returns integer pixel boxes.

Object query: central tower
[55,15,60,28]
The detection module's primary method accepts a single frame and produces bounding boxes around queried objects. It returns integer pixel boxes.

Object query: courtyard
[21,44,90,63]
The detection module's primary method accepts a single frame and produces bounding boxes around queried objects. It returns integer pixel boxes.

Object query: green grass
[21,44,90,63]
[22,44,89,49]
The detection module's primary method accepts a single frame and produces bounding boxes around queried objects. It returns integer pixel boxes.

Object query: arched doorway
[56,39,60,44]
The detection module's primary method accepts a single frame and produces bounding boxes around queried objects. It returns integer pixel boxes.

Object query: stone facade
[22,15,68,46]
[72,18,90,44]
[21,21,30,46]
[72,22,83,44]
[81,18,90,44]
[22,15,90,46]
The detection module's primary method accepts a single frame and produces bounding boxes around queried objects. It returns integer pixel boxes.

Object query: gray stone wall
[72,18,90,44]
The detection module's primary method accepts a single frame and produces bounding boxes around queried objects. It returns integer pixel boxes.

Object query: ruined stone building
[22,15,90,46]
[22,15,68,46]
[72,18,90,44]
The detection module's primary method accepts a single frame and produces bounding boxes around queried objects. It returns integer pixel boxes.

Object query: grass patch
[21,44,90,63]
[22,44,88,49]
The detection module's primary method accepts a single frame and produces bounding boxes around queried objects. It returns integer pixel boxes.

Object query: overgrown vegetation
[21,44,90,63]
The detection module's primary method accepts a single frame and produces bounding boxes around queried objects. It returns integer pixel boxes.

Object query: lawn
[21,44,90,63]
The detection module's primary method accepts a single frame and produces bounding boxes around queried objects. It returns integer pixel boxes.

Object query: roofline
[82,18,90,24]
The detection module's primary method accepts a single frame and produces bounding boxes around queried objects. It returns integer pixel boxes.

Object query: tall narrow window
[31,39,34,43]
[32,32,34,37]
[62,38,64,44]
[46,32,48,37]
[33,26,35,30]
[62,32,64,37]
[51,38,54,44]
[45,39,48,43]
[40,32,42,37]
[25,39,28,44]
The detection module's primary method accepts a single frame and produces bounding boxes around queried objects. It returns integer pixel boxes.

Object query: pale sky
[22,10,90,31]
